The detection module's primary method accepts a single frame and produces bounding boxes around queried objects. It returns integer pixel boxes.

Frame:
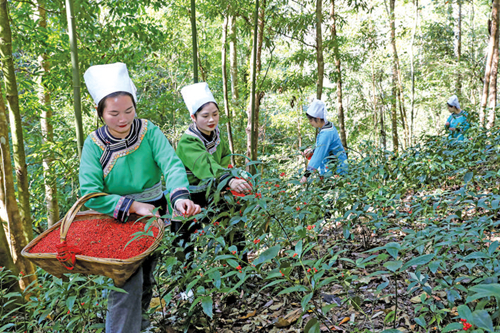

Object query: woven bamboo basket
[22,193,164,287]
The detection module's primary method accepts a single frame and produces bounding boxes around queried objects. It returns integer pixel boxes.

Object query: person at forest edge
[445,95,469,141]
[79,62,200,333]
[300,99,348,183]
[174,82,252,263]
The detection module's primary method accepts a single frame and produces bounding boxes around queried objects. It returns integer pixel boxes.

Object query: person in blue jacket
[300,99,348,183]
[445,95,469,141]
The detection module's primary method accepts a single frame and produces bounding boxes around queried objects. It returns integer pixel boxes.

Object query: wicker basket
[22,193,164,287]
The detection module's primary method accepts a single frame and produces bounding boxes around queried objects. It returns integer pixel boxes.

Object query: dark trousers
[170,191,247,265]
[106,196,167,333]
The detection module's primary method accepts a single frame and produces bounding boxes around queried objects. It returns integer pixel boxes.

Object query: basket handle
[60,192,108,242]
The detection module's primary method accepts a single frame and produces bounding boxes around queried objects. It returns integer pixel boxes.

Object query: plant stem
[393,273,398,328]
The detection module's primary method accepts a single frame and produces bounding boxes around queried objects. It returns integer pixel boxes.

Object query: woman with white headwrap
[300,99,348,183]
[174,82,252,264]
[79,63,200,332]
[445,95,469,141]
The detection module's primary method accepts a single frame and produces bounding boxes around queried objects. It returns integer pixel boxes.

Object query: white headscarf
[447,95,461,110]
[306,99,327,120]
[83,62,137,106]
[181,82,217,115]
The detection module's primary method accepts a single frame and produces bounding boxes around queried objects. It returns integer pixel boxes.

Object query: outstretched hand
[175,199,201,217]
[302,148,313,159]
[229,178,252,194]
[129,201,160,217]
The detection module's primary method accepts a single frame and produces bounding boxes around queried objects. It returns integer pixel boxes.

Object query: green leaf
[295,239,303,257]
[201,296,213,318]
[471,309,494,332]
[259,279,287,292]
[304,318,320,333]
[457,304,472,322]
[209,270,221,289]
[428,260,441,274]
[402,254,435,270]
[383,260,402,272]
[252,245,281,266]
[468,284,500,302]
[66,295,76,311]
[442,322,464,332]
[464,172,473,183]
[301,292,313,311]
[278,285,308,295]
[380,329,404,333]
[464,252,488,260]
[322,303,338,313]
[38,309,52,324]
[414,315,426,328]
[385,242,401,259]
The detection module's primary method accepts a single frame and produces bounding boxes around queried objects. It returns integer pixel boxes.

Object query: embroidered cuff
[218,173,234,186]
[170,187,191,207]
[113,197,134,222]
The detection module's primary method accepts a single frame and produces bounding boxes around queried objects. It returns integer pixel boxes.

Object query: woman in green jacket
[174,82,251,264]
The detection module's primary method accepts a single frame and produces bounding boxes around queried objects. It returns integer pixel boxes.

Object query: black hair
[306,113,321,122]
[96,91,136,118]
[193,101,219,119]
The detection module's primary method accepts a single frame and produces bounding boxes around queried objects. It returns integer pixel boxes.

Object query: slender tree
[389,0,399,152]
[65,0,84,157]
[190,0,199,83]
[222,16,236,166]
[229,14,239,115]
[0,73,36,290]
[247,0,266,174]
[480,0,500,126]
[410,0,419,143]
[0,0,33,242]
[488,0,500,128]
[316,0,324,99]
[330,0,347,149]
[456,0,462,96]
[38,0,60,228]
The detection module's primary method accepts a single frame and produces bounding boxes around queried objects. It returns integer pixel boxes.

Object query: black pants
[170,191,247,265]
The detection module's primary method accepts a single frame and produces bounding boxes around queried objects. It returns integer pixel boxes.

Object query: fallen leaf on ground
[339,316,350,325]
[239,310,257,319]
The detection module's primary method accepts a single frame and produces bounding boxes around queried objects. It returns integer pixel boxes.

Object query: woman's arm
[79,137,134,222]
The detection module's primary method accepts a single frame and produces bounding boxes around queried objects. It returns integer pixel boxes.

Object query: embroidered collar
[452,111,467,118]
[319,121,333,133]
[90,118,148,177]
[185,123,221,154]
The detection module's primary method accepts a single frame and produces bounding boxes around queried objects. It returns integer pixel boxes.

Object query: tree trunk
[222,16,236,166]
[0,0,33,243]
[410,0,418,145]
[316,0,324,99]
[488,0,500,129]
[456,0,462,96]
[246,0,266,174]
[0,76,36,290]
[480,0,500,126]
[38,0,59,228]
[65,0,84,157]
[190,0,198,83]
[229,14,239,117]
[330,0,347,150]
[389,0,399,153]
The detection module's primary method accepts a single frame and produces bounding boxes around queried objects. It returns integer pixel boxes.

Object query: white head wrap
[181,82,217,115]
[447,95,461,110]
[83,62,137,106]
[306,99,327,120]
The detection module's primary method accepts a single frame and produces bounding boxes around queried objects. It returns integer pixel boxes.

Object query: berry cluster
[460,319,472,331]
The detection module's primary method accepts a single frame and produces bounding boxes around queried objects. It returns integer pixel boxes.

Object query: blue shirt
[307,121,348,175]
[445,110,469,141]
